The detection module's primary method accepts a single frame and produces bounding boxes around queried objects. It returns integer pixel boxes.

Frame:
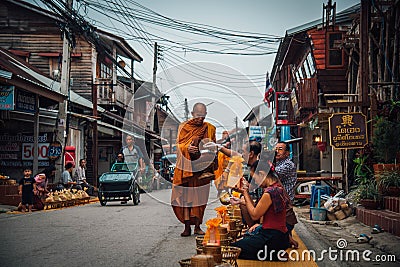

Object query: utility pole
[55,0,73,182]
[92,82,98,187]
[234,116,238,151]
[149,42,158,162]
[184,98,189,121]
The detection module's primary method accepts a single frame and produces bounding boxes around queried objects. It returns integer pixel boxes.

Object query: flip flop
[357,233,373,243]
[371,224,384,234]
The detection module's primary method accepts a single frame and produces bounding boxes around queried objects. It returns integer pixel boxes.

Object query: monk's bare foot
[194,227,205,235]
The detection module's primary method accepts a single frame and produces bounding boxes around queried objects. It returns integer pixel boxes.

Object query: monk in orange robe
[171,102,216,237]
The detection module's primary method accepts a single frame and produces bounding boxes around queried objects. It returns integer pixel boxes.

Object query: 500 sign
[22,143,50,160]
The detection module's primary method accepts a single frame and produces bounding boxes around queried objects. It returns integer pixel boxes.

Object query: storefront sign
[0,85,14,110]
[22,143,50,160]
[329,112,368,149]
[15,89,36,113]
[275,92,295,125]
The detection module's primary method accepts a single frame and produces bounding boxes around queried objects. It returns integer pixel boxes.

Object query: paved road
[0,186,222,267]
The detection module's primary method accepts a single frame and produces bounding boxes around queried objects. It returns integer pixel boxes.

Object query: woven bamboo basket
[195,235,205,248]
[228,229,240,242]
[221,246,241,267]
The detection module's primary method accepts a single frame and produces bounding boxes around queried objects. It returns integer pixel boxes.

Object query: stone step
[384,196,400,213]
[356,206,400,237]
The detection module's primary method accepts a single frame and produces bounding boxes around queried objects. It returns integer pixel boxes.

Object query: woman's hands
[248,223,260,233]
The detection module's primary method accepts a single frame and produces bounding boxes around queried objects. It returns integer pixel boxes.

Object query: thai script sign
[0,85,14,110]
[329,113,368,149]
[276,92,295,125]
[15,89,36,113]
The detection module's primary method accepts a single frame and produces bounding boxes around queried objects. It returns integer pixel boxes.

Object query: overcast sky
[126,0,359,137]
[32,0,359,137]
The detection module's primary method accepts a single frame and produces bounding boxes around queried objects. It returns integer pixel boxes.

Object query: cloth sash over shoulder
[173,120,216,185]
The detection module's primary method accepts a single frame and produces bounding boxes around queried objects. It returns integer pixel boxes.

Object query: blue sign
[15,89,36,113]
[0,86,14,110]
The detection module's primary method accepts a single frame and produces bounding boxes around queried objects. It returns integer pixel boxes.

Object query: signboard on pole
[329,112,368,149]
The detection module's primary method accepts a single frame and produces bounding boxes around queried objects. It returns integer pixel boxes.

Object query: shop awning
[97,120,144,140]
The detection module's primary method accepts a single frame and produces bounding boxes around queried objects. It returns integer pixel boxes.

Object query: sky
[33,0,359,138]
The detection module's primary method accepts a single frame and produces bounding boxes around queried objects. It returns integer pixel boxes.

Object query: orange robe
[171,119,216,224]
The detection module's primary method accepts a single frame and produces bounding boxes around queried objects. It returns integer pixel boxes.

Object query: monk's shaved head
[191,102,207,125]
[192,102,207,113]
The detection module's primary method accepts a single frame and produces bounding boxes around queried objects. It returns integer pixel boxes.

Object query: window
[327,32,343,67]
[100,63,112,79]
[49,57,61,80]
[303,60,311,78]
[306,53,316,75]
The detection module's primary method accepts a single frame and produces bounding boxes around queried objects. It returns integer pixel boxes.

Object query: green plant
[353,154,373,185]
[377,170,400,190]
[372,101,400,164]
[354,180,380,201]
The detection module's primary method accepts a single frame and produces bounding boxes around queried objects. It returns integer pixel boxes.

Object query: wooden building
[0,0,168,184]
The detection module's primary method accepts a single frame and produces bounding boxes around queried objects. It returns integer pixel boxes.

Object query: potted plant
[355,180,381,209]
[377,170,400,197]
[372,100,400,173]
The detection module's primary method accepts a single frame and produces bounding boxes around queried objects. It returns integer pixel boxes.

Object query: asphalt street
[1,185,398,267]
[0,185,224,267]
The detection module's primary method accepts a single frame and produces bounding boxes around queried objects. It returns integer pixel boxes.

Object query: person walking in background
[171,102,217,237]
[73,159,95,195]
[121,135,146,174]
[18,168,37,212]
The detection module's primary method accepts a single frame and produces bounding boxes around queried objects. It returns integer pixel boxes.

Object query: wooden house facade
[0,0,157,183]
[270,3,360,175]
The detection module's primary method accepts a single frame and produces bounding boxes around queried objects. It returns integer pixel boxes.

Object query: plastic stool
[310,185,330,220]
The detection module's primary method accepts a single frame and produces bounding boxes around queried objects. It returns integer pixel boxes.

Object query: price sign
[22,143,50,160]
[47,141,62,160]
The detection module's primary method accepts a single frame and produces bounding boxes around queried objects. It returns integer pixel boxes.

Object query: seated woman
[230,158,290,261]
[34,166,55,199]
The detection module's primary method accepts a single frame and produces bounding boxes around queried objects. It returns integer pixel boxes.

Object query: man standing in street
[121,135,146,174]
[274,141,298,248]
[274,142,297,202]
[171,102,216,237]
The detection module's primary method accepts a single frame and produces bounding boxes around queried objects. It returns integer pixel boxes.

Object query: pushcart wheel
[99,189,107,206]
[132,182,140,205]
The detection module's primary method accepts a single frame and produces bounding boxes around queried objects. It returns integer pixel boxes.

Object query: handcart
[98,162,140,206]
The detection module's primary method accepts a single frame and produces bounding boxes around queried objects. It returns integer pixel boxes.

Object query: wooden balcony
[95,78,133,110]
[298,77,318,110]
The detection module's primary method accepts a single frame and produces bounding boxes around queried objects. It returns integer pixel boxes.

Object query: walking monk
[171,102,217,237]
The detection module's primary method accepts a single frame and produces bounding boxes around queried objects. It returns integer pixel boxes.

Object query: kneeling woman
[230,158,290,261]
